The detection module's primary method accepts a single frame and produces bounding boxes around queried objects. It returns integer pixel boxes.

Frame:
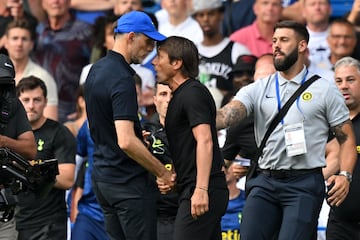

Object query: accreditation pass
[283,122,307,157]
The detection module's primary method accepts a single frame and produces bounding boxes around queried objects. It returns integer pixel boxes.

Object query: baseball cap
[230,55,257,75]
[114,11,166,41]
[0,54,15,84]
[192,0,224,14]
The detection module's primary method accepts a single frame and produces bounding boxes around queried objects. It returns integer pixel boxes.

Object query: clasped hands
[157,171,176,194]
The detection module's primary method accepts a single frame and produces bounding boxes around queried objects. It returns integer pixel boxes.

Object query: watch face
[339,171,352,182]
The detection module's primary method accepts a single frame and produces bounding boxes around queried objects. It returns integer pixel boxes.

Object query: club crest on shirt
[302,92,312,101]
[37,139,45,151]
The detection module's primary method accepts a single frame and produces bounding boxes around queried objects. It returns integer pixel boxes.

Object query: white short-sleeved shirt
[234,67,349,170]
[159,16,203,44]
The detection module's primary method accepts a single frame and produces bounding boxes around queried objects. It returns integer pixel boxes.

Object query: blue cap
[114,11,166,41]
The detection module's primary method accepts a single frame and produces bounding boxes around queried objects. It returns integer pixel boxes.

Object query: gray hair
[334,56,360,73]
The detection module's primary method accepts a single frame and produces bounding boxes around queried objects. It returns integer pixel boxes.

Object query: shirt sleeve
[54,125,77,164]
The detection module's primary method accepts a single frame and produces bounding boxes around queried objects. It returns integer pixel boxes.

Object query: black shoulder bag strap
[246,74,321,182]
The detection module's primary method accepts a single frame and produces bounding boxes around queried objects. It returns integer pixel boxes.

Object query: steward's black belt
[258,168,321,179]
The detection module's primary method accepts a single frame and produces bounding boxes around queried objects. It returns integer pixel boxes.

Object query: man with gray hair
[327,56,360,240]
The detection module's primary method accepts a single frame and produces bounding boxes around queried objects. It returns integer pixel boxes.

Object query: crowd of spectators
[1,0,360,239]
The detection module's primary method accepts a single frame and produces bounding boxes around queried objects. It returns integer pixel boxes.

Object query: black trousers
[326,210,360,240]
[241,170,325,240]
[92,175,157,240]
[157,215,175,240]
[174,187,229,240]
[17,216,67,240]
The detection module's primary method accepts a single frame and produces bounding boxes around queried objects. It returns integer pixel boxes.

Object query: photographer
[0,53,36,240]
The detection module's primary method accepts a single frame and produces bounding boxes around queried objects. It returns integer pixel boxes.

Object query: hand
[7,0,24,19]
[156,170,176,194]
[326,174,350,207]
[191,187,209,219]
[142,130,151,147]
[352,0,360,13]
[231,164,248,179]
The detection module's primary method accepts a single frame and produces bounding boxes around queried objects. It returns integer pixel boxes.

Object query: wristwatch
[339,171,352,183]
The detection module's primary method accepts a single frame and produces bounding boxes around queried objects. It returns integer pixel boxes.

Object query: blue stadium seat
[330,0,353,18]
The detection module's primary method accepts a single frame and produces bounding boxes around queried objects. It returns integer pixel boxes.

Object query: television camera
[0,147,58,222]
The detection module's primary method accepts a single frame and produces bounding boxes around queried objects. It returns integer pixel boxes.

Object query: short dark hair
[157,36,199,79]
[5,19,36,41]
[274,20,309,43]
[16,76,47,98]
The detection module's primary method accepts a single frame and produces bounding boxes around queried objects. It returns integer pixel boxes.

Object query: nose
[273,44,280,53]
[152,56,158,66]
[272,39,279,49]
[339,80,348,89]
[28,99,35,108]
[165,95,171,103]
[202,13,210,22]
[337,80,349,90]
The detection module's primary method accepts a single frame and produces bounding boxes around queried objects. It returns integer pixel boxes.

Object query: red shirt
[230,21,272,57]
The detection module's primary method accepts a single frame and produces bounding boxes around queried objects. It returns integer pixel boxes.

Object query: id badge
[283,122,307,157]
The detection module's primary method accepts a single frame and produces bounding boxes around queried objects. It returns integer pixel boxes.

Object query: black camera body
[0,147,59,222]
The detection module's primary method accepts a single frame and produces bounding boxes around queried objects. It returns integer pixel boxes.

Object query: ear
[171,59,183,70]
[127,32,136,42]
[298,39,308,53]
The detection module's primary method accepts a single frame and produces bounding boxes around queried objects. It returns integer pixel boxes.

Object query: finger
[191,205,197,219]
[336,197,345,207]
[204,205,209,212]
[198,209,203,216]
